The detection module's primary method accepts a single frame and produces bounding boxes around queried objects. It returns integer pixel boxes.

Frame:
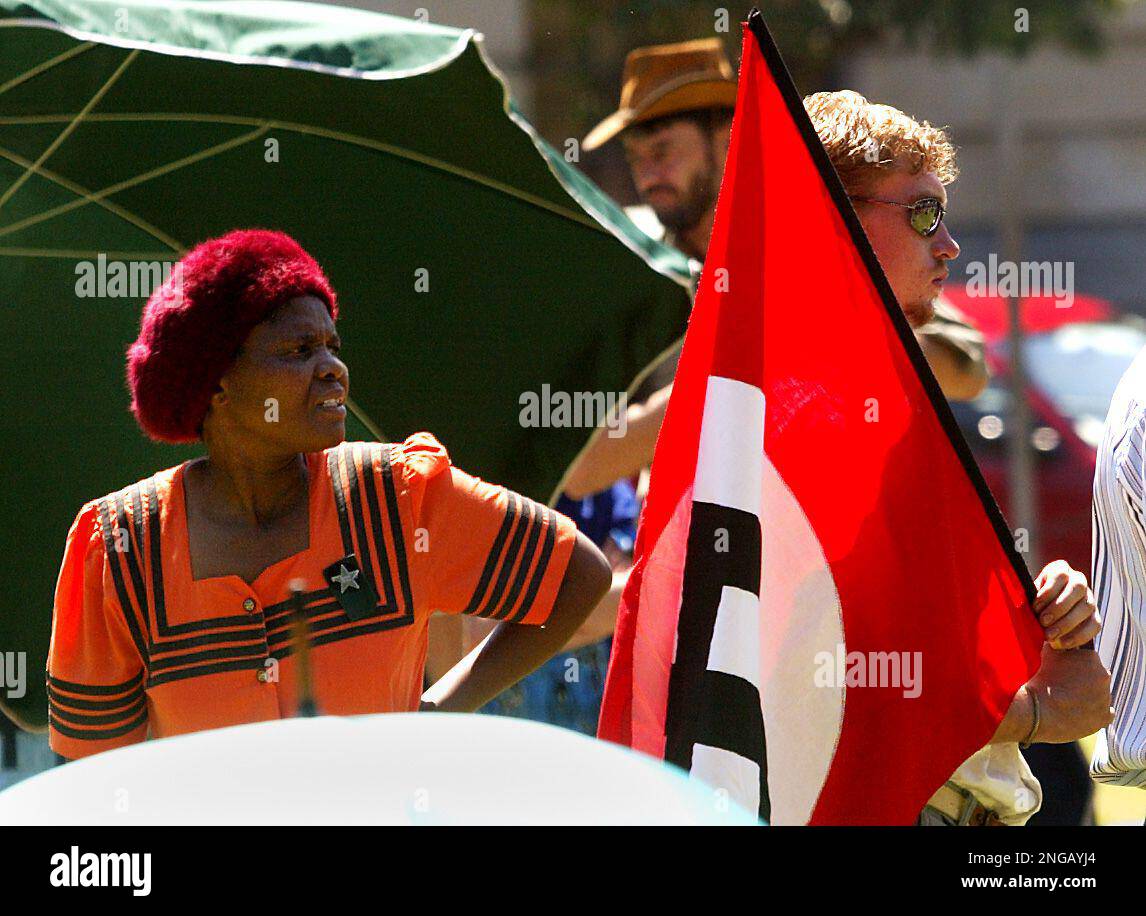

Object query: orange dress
[46,433,576,760]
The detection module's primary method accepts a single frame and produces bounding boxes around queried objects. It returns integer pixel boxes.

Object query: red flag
[598,11,1043,825]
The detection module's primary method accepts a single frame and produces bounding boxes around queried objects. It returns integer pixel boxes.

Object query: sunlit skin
[852,167,959,329]
[184,295,347,584]
[208,294,349,456]
[621,117,731,260]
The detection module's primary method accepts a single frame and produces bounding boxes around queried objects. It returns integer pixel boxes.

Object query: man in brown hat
[562,40,736,503]
[583,38,737,263]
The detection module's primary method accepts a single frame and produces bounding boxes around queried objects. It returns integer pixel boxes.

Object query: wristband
[1019,688,1041,749]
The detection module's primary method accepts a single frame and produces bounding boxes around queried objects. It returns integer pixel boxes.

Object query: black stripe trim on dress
[48,670,144,696]
[121,488,151,629]
[341,444,381,608]
[267,611,355,647]
[47,684,144,712]
[380,445,414,612]
[49,694,146,727]
[50,707,148,740]
[266,604,408,648]
[147,627,268,655]
[508,505,560,624]
[263,587,333,616]
[149,614,255,637]
[491,497,542,621]
[477,493,529,618]
[270,616,414,659]
[328,445,354,556]
[111,493,147,624]
[463,490,519,616]
[265,607,349,643]
[264,600,343,629]
[144,477,170,634]
[94,499,150,661]
[147,643,268,673]
[147,656,267,689]
[359,443,399,610]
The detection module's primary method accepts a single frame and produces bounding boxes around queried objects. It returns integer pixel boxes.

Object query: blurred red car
[941,288,1146,572]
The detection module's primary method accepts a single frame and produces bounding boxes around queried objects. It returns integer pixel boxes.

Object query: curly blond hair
[802,90,957,196]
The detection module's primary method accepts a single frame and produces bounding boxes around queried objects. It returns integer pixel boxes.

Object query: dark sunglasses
[850,196,946,237]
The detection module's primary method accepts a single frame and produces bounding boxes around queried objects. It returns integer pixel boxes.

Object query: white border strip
[0,16,473,82]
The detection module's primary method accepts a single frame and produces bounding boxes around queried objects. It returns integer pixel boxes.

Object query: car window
[951,321,1146,451]
[1022,322,1146,446]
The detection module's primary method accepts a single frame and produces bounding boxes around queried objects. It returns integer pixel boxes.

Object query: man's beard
[647,155,719,234]
[903,297,937,328]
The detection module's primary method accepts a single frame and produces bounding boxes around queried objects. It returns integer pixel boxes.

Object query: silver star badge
[331,564,360,593]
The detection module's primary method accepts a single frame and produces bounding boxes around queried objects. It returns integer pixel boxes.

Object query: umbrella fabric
[0,0,692,729]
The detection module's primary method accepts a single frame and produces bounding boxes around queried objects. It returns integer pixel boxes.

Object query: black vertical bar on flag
[744,7,1038,606]
[664,502,769,821]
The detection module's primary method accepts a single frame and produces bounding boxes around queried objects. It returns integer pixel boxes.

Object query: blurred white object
[0,713,759,825]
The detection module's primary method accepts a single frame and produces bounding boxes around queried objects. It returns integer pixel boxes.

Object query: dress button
[243,597,257,613]
[256,668,268,683]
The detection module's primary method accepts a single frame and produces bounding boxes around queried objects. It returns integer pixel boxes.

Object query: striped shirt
[1091,347,1146,787]
[47,433,576,759]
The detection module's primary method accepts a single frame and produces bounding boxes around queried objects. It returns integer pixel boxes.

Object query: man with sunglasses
[850,188,989,401]
[805,89,1113,826]
[841,157,988,402]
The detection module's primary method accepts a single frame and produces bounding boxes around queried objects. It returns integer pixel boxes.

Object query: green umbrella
[0,0,692,729]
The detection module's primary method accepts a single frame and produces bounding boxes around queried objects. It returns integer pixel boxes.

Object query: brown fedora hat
[582,38,737,152]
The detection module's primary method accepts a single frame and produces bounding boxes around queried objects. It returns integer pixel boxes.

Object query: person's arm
[424,613,467,686]
[563,384,672,500]
[422,532,610,712]
[1092,409,1146,782]
[989,561,1111,745]
[990,645,1113,744]
[563,566,630,651]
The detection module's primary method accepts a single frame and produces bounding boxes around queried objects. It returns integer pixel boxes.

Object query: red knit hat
[127,229,339,443]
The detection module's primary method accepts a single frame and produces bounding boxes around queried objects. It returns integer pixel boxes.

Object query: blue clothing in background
[479,480,639,734]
